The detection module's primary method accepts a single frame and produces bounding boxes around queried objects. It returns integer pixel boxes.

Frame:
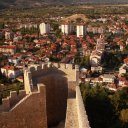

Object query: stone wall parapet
[0,90,26,112]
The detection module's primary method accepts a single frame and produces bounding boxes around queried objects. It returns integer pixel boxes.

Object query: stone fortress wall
[0,62,90,128]
[0,84,47,128]
[0,90,26,112]
[24,63,78,94]
[65,82,90,128]
[76,86,90,128]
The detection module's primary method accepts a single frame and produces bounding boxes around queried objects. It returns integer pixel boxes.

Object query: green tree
[55,29,62,38]
[80,83,128,128]
[120,109,128,124]
[80,56,90,68]
[111,87,128,113]
[0,23,4,29]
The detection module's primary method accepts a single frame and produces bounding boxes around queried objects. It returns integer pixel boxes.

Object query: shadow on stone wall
[32,67,69,127]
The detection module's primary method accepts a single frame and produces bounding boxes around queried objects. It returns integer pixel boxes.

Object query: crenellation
[29,66,36,72]
[18,90,26,97]
[0,97,10,112]
[37,84,46,93]
[0,89,26,112]
[25,63,79,75]
[0,85,45,113]
[60,63,66,69]
[10,91,18,107]
[36,65,42,71]
[10,91,17,98]
[3,97,10,110]
[41,63,45,69]
[43,63,49,69]
[47,62,51,68]
[23,63,79,94]
[53,62,59,68]
[65,64,68,69]
[18,90,26,101]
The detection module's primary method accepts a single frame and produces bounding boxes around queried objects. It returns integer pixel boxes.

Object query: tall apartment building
[61,24,75,35]
[39,22,50,35]
[76,24,86,37]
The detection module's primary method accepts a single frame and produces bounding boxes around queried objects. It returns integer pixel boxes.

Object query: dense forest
[80,83,128,128]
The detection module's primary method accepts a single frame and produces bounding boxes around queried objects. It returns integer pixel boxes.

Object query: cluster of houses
[90,35,106,72]
[0,14,127,91]
[0,31,95,81]
[80,56,128,91]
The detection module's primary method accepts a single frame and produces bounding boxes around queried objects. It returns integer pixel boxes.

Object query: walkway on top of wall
[65,99,79,128]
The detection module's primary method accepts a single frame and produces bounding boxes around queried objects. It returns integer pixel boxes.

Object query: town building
[1,65,22,79]
[119,58,128,75]
[101,74,115,83]
[76,24,86,37]
[8,54,22,65]
[5,30,13,40]
[61,23,74,35]
[39,22,50,35]
[0,45,16,55]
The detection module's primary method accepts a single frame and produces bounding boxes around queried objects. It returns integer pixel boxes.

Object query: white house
[98,27,104,34]
[90,57,100,66]
[8,54,22,65]
[126,38,128,45]
[13,34,22,42]
[92,27,98,34]
[1,66,22,79]
[101,74,115,83]
[119,58,128,75]
[91,66,103,72]
[118,77,127,87]
[119,64,128,75]
[106,84,117,91]
[5,30,13,40]
[0,45,16,55]
[90,50,102,66]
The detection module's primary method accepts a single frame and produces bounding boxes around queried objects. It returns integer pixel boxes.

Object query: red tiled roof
[27,52,32,55]
[14,53,22,57]
[119,77,126,81]
[124,58,128,64]
[17,42,24,44]
[0,45,16,49]
[117,41,125,46]
[125,81,128,85]
[2,66,18,71]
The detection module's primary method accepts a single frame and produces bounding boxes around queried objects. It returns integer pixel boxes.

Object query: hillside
[62,14,89,24]
[0,0,128,9]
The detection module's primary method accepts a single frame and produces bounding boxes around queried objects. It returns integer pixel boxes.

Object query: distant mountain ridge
[0,0,128,9]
